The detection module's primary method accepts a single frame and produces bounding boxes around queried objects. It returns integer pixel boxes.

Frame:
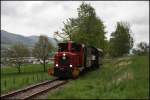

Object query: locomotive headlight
[63,53,66,56]
[69,64,72,68]
[62,56,66,60]
[56,64,58,67]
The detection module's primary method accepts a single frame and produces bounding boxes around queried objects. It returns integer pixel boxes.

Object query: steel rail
[0,78,68,99]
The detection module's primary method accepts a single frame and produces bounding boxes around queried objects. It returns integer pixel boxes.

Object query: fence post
[4,79,7,89]
[39,74,41,81]
[13,77,15,85]
[26,77,29,84]
[32,75,34,81]
[36,74,38,81]
[23,77,25,84]
[41,74,42,81]
[13,77,15,89]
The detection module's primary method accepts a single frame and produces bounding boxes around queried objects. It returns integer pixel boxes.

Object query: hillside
[1,30,58,49]
[48,55,149,99]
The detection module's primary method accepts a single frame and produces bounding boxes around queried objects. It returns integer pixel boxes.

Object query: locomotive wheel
[72,68,80,78]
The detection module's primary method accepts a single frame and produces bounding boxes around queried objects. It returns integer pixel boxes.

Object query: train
[48,41,103,78]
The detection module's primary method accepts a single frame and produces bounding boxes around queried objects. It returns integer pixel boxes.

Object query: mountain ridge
[1,30,58,49]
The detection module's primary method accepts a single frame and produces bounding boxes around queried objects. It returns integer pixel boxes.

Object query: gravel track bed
[4,80,66,99]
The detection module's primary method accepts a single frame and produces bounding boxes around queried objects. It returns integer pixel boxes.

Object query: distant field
[1,64,53,94]
[48,55,149,99]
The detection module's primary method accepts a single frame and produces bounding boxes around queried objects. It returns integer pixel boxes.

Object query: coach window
[58,43,68,52]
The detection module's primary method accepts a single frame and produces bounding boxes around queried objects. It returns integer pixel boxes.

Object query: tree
[109,22,133,57]
[32,35,53,72]
[7,43,29,73]
[54,2,107,53]
[54,18,77,41]
[137,42,149,53]
[132,42,149,55]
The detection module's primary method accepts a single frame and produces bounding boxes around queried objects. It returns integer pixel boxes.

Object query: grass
[48,55,149,99]
[1,64,53,94]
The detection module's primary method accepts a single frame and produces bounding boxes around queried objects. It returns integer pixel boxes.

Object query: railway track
[1,78,68,99]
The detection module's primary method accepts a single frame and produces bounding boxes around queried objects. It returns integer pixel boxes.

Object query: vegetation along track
[1,78,68,99]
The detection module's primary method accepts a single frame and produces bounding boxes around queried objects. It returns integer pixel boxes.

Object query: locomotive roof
[58,41,103,53]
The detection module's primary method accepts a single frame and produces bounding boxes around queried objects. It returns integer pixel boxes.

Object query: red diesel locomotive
[48,41,103,78]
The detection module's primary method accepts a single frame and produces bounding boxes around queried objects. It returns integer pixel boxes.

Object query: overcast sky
[1,1,149,47]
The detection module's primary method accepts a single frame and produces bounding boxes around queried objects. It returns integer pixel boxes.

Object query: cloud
[1,1,149,47]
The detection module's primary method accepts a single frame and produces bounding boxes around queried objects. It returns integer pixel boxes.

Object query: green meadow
[1,64,53,94]
[48,55,149,99]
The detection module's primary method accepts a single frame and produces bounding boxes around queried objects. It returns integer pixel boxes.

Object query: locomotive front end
[53,52,73,78]
[48,41,83,78]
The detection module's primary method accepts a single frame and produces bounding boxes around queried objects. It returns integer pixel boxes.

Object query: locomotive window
[58,43,68,52]
[71,43,81,52]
